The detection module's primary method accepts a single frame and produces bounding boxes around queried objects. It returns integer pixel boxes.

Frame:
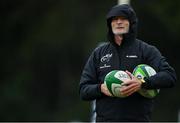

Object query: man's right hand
[101,83,112,97]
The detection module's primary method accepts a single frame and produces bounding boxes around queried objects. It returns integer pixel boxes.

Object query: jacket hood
[106,4,138,45]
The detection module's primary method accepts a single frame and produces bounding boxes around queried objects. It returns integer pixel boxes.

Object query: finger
[107,91,113,96]
[105,89,113,97]
[125,70,134,79]
[121,83,139,93]
[121,81,131,86]
[101,84,113,97]
[121,79,135,86]
[124,89,137,96]
[121,85,139,96]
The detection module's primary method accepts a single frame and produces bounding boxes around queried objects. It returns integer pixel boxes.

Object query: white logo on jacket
[100,53,112,69]
[101,53,112,62]
[126,55,138,58]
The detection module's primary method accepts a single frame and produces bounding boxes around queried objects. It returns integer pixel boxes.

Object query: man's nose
[116,19,123,24]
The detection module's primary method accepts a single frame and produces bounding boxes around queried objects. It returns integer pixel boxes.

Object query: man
[79,4,176,122]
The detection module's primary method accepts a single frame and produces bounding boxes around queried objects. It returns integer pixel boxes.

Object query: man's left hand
[120,70,142,97]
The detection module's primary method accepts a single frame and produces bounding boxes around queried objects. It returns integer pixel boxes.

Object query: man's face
[111,16,130,35]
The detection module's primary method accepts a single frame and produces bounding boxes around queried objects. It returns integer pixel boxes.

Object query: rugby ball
[104,70,131,97]
[133,64,160,98]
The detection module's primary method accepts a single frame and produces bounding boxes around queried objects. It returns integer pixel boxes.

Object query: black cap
[106,4,137,24]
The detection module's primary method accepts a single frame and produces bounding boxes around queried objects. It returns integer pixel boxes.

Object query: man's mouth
[116,27,124,29]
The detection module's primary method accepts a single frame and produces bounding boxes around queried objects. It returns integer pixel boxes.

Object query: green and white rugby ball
[104,70,131,97]
[133,64,160,98]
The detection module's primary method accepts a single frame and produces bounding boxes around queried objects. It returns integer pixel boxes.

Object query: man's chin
[114,32,128,35]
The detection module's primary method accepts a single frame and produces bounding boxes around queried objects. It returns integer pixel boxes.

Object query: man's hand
[120,70,142,97]
[101,83,112,97]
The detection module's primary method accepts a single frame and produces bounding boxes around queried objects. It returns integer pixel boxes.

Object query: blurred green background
[0,0,180,121]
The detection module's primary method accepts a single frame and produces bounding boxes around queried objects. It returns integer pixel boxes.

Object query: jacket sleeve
[79,50,102,101]
[142,45,177,89]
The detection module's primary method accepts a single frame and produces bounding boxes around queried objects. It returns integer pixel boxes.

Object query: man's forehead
[112,16,128,19]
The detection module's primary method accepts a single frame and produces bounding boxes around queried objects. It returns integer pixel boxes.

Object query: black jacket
[79,4,176,121]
